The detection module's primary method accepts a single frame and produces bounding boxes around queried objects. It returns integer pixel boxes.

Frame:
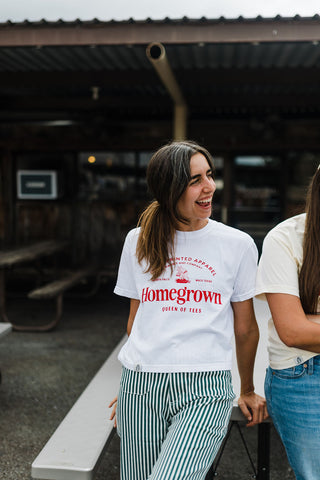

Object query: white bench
[31,336,126,480]
[31,299,271,480]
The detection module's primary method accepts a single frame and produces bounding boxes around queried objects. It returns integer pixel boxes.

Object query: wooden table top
[0,240,69,268]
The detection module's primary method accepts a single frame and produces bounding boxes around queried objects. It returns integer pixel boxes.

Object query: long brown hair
[136,140,214,280]
[299,166,320,313]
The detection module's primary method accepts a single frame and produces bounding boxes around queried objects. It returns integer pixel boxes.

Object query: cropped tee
[114,219,258,373]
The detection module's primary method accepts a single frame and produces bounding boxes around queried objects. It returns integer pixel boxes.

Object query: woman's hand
[108,396,118,428]
[238,391,268,427]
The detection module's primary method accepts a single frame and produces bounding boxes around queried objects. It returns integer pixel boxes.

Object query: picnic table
[32,298,272,480]
[0,240,69,325]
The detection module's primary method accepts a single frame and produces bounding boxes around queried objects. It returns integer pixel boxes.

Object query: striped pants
[117,367,235,480]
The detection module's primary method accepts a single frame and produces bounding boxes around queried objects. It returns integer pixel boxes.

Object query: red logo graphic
[175,266,190,283]
[141,287,222,305]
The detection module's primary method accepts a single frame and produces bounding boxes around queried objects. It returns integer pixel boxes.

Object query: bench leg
[0,270,9,323]
[257,422,271,480]
[12,294,63,332]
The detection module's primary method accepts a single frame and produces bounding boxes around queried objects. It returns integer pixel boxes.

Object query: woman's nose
[203,178,216,191]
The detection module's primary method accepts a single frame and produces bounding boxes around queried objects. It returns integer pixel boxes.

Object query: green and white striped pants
[117,367,235,480]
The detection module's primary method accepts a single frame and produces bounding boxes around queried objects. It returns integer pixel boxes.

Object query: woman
[111,140,267,480]
[256,166,320,480]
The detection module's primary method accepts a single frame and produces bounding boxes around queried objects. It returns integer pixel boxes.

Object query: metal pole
[146,42,188,140]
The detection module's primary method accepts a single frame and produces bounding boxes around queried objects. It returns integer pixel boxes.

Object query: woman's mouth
[196,199,212,208]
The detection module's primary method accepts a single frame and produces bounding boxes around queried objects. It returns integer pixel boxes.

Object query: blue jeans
[265,355,320,480]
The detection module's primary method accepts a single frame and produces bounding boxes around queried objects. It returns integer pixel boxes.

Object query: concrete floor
[0,282,294,480]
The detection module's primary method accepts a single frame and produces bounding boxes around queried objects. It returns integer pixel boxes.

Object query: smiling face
[176,152,216,231]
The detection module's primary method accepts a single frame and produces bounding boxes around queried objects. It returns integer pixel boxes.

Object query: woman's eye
[190,172,214,185]
[189,177,199,185]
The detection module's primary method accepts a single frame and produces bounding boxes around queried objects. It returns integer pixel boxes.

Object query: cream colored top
[256,213,319,369]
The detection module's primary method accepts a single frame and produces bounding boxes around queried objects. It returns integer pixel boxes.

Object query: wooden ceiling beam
[178,67,320,86]
[0,68,320,91]
[0,94,172,111]
[189,94,320,108]
[1,18,320,47]
[0,70,157,87]
[1,91,319,111]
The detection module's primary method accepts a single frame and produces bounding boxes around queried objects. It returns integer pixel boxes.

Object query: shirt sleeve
[255,232,300,300]
[114,230,140,300]
[231,240,258,302]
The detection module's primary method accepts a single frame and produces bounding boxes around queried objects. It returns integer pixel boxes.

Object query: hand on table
[238,391,268,427]
[108,396,117,428]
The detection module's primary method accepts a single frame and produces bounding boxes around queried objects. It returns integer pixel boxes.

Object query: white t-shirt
[255,213,319,369]
[114,219,258,373]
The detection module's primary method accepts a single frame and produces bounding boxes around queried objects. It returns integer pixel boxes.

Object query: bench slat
[28,268,95,300]
[31,335,126,480]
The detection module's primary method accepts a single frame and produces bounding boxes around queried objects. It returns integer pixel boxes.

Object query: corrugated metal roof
[0,16,320,124]
[1,16,320,47]
[166,42,320,69]
[0,45,150,72]
[1,15,320,26]
[1,41,320,73]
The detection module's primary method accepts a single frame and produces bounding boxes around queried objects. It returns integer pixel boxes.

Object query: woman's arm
[232,299,268,426]
[127,298,140,336]
[266,293,320,351]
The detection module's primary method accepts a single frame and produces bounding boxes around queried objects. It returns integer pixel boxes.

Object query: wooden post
[1,150,15,246]
[222,155,233,225]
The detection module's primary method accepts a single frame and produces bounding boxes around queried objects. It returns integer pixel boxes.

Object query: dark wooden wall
[1,116,320,265]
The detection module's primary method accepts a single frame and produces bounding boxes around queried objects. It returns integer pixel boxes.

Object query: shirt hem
[118,358,232,373]
[231,289,255,302]
[269,352,318,369]
[255,286,299,297]
[114,286,139,299]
